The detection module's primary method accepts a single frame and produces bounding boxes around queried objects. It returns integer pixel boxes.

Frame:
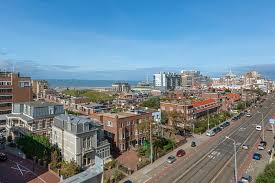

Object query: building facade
[0,72,32,115]
[112,82,131,93]
[6,101,64,139]
[32,80,49,100]
[94,111,153,152]
[52,114,110,168]
[153,72,181,91]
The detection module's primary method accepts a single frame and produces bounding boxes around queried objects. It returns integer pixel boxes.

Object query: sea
[47,79,140,89]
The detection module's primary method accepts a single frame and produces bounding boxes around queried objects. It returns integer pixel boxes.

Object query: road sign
[269,119,275,124]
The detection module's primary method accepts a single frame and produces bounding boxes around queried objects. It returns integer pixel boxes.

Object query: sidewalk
[120,133,209,183]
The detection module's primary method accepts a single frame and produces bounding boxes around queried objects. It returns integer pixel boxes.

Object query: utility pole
[226,136,238,183]
[150,120,153,164]
[270,123,275,163]
[207,109,210,130]
[262,113,265,141]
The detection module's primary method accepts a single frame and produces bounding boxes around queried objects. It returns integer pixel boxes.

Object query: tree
[60,161,80,179]
[140,97,160,109]
[256,161,275,183]
[7,135,12,142]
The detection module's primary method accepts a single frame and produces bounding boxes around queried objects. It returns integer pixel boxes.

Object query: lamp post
[257,111,265,141]
[207,109,210,130]
[226,136,238,183]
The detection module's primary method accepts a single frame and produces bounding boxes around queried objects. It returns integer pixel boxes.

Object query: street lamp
[257,111,265,141]
[225,136,238,183]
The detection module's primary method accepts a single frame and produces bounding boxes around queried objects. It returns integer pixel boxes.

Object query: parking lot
[0,151,59,183]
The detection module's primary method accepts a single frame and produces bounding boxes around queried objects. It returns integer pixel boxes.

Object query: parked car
[252,153,262,160]
[123,180,133,183]
[240,175,252,183]
[242,144,249,150]
[256,125,262,131]
[176,149,186,157]
[166,156,176,164]
[191,141,196,147]
[224,121,230,127]
[213,127,222,133]
[206,130,215,137]
[0,153,7,161]
[258,141,267,150]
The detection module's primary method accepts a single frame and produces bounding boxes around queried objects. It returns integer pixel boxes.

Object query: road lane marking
[209,105,274,183]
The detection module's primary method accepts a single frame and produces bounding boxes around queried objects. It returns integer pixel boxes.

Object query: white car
[258,144,265,150]
[246,113,252,117]
[206,130,215,137]
[256,125,262,131]
[242,144,249,150]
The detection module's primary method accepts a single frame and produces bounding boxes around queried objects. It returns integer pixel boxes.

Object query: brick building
[94,111,153,152]
[0,72,32,115]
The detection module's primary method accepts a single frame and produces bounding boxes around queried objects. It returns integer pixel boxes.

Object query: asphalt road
[155,95,275,183]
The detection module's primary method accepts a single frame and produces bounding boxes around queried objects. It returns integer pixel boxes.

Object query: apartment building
[0,72,32,115]
[160,98,221,121]
[94,110,153,152]
[32,80,49,99]
[6,101,64,139]
[160,101,194,123]
[153,72,181,91]
[192,99,221,118]
[112,82,131,93]
[52,114,110,168]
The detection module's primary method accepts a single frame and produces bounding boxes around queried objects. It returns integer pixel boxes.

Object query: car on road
[242,144,249,150]
[252,153,262,160]
[123,180,133,183]
[213,127,222,133]
[256,125,262,131]
[176,149,186,157]
[206,130,215,137]
[258,141,267,150]
[246,113,252,117]
[240,175,252,183]
[191,141,196,147]
[166,155,176,163]
[0,152,7,161]
[220,121,230,129]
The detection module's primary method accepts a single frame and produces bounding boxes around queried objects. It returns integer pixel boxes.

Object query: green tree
[7,135,12,142]
[256,161,275,183]
[60,161,80,179]
[140,97,160,109]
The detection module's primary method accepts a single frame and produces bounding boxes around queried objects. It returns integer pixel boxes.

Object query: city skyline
[0,0,275,80]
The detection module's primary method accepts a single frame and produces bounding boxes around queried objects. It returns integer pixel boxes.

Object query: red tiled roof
[226,93,241,101]
[192,99,216,107]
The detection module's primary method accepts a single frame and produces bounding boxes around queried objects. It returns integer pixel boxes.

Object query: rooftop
[18,101,61,107]
[102,111,149,118]
[192,99,216,107]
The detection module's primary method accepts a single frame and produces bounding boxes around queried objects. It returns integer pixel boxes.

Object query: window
[122,133,125,139]
[87,137,90,148]
[127,121,130,126]
[83,138,86,149]
[106,121,113,127]
[18,81,30,87]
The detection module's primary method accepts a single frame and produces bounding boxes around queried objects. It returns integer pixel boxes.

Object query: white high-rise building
[153,72,181,90]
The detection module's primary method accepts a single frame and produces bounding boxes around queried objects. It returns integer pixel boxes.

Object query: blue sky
[0,0,275,79]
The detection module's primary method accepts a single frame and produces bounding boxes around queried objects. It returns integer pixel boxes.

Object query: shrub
[7,135,12,142]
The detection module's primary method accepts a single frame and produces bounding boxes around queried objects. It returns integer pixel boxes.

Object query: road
[151,95,275,183]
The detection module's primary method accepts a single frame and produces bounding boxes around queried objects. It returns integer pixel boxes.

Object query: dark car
[0,153,7,161]
[260,141,267,146]
[191,141,196,147]
[224,121,230,127]
[124,180,133,183]
[253,153,262,160]
[176,149,186,157]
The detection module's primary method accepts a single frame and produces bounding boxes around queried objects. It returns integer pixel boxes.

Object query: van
[206,130,215,136]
